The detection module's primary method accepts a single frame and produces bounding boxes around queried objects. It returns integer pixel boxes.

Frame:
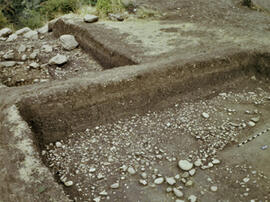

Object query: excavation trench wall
[52,18,137,69]
[18,50,270,145]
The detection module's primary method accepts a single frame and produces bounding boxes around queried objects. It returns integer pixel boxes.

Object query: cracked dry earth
[42,76,270,202]
[0,32,102,87]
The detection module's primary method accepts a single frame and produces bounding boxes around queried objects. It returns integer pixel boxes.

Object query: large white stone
[49,54,68,66]
[6,34,17,42]
[15,27,31,35]
[178,160,193,171]
[173,188,183,198]
[23,30,38,40]
[0,61,16,68]
[84,14,99,23]
[154,177,164,185]
[59,35,79,51]
[38,25,49,34]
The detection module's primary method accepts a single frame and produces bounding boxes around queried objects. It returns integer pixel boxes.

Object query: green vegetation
[0,0,130,30]
[96,0,124,17]
[0,0,91,29]
[41,0,80,20]
[0,8,9,29]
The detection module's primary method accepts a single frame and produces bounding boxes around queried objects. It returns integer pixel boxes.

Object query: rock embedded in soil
[166,177,176,185]
[3,50,14,60]
[251,117,260,123]
[210,185,218,192]
[110,182,120,189]
[6,34,17,42]
[0,61,16,68]
[139,179,148,186]
[41,45,53,53]
[173,188,184,198]
[185,180,194,187]
[178,160,193,171]
[38,25,49,34]
[29,62,39,69]
[49,54,68,66]
[154,177,164,184]
[59,34,79,51]
[108,13,124,21]
[202,112,209,119]
[23,30,38,40]
[248,121,256,127]
[93,197,101,202]
[15,27,31,35]
[18,45,26,53]
[55,141,62,148]
[64,181,73,187]
[188,195,197,202]
[212,159,221,165]
[0,28,12,37]
[189,168,196,176]
[84,14,99,23]
[99,190,108,196]
[194,159,202,167]
[127,166,136,175]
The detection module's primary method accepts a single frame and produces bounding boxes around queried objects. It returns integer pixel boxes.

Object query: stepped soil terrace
[0,0,270,201]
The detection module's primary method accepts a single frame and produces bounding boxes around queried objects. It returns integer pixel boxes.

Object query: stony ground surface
[0,30,102,87]
[43,76,270,202]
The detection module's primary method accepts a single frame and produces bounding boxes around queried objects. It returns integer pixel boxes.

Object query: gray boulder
[0,61,16,68]
[59,35,79,51]
[84,14,99,23]
[38,25,49,34]
[49,54,68,66]
[6,34,18,42]
[15,27,31,35]
[23,30,38,40]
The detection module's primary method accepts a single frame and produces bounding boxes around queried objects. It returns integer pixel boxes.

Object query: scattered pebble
[110,182,120,189]
[166,177,176,185]
[210,186,218,192]
[178,160,193,171]
[248,121,256,127]
[188,195,197,202]
[127,166,136,175]
[64,181,73,187]
[173,188,184,198]
[202,112,209,119]
[154,177,164,185]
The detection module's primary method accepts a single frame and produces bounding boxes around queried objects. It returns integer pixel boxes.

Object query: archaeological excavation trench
[14,49,270,202]
[1,15,270,202]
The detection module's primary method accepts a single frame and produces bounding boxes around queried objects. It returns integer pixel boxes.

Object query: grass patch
[96,0,124,17]
[0,8,9,29]
[136,7,161,19]
[41,0,80,20]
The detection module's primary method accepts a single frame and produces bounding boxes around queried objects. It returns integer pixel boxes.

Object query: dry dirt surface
[0,0,270,202]
[0,31,102,87]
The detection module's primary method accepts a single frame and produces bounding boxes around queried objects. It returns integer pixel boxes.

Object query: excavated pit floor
[37,75,270,202]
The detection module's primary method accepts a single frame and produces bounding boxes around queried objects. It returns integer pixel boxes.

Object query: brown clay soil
[0,0,270,202]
